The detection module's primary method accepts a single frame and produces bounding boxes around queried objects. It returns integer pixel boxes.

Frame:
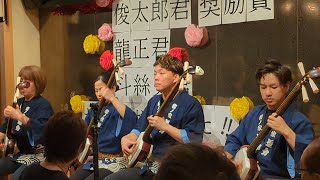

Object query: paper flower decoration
[96,0,112,7]
[98,23,113,42]
[100,50,114,70]
[230,96,254,122]
[185,24,209,47]
[194,95,206,105]
[70,95,90,113]
[167,47,189,64]
[70,95,83,113]
[83,34,105,54]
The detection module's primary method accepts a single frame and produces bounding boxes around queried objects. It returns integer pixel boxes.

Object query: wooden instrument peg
[112,59,117,67]
[301,85,309,102]
[115,72,120,83]
[179,78,184,91]
[183,62,191,84]
[118,67,125,75]
[308,78,319,93]
[298,62,306,76]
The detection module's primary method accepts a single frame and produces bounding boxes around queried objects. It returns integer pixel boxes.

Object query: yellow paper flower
[230,96,254,122]
[194,95,206,105]
[70,95,83,113]
[80,95,90,101]
[83,34,101,54]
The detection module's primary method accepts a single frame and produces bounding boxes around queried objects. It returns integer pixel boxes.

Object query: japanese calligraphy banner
[198,0,274,27]
[203,105,239,145]
[113,30,170,67]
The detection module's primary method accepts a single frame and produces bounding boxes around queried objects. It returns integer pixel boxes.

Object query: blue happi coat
[0,95,54,153]
[131,90,205,160]
[224,104,314,179]
[84,103,137,154]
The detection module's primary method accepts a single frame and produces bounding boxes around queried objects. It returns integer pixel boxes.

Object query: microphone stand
[91,104,99,180]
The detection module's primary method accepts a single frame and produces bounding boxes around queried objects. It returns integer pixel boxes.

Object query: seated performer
[224,60,314,179]
[298,136,320,180]
[155,143,240,180]
[19,111,87,180]
[103,48,205,180]
[0,65,54,180]
[70,71,137,180]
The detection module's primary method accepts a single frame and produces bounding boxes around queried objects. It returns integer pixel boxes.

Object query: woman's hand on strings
[3,104,23,122]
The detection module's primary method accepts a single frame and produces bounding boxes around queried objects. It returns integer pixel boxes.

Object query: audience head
[43,111,87,164]
[299,137,320,180]
[154,143,240,180]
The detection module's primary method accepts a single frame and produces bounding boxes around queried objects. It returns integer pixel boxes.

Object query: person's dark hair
[18,65,47,95]
[95,70,119,91]
[255,59,292,85]
[154,143,240,180]
[43,111,87,163]
[154,54,184,75]
[303,137,320,174]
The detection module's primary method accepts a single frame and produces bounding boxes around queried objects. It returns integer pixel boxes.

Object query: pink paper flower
[167,47,189,64]
[100,50,114,70]
[185,24,208,47]
[98,23,113,42]
[96,0,112,7]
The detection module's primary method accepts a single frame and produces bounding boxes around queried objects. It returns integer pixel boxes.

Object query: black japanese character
[170,0,190,20]
[151,37,169,57]
[151,0,168,22]
[249,0,271,12]
[200,0,220,19]
[114,3,130,25]
[132,1,149,24]
[224,0,244,15]
[133,74,151,96]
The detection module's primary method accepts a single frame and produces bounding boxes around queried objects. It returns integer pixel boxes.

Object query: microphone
[16,81,30,89]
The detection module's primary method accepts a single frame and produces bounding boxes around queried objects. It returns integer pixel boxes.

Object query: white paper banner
[203,105,239,145]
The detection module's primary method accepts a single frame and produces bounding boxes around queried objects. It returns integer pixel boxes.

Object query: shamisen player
[224,60,314,179]
[103,48,205,180]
